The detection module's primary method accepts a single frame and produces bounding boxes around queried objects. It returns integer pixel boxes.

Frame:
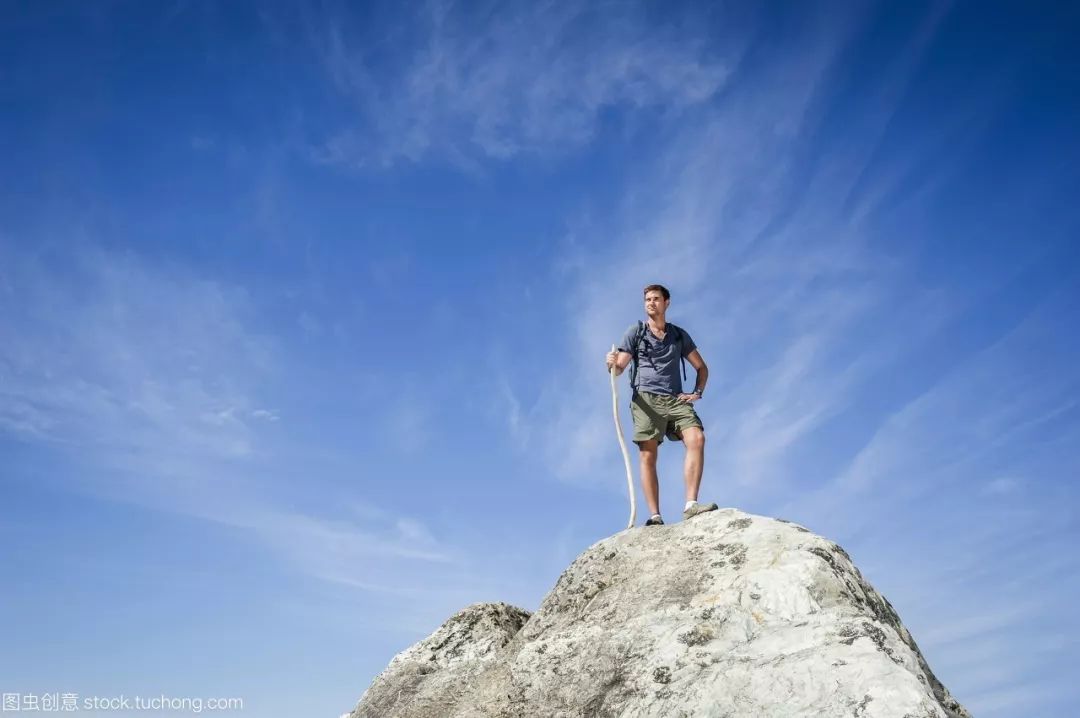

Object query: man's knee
[682,427,705,450]
[636,439,659,465]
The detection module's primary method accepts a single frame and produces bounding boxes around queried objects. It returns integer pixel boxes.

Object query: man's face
[644,291,669,316]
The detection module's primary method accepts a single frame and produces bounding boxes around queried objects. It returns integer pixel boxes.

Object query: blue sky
[1,1,1078,716]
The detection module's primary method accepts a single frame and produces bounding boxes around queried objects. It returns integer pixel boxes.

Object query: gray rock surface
[349,601,531,718]
[346,509,971,718]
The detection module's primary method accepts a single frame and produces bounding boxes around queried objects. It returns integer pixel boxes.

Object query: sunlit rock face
[345,508,970,718]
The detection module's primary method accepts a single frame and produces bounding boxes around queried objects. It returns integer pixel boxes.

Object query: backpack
[628,320,688,393]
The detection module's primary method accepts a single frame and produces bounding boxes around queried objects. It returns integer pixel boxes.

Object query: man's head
[643,284,671,318]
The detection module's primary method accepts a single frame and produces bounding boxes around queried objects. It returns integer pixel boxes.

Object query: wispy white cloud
[0,242,461,598]
[0,246,271,463]
[307,0,733,168]
[189,135,215,151]
[243,507,456,586]
[826,288,1079,503]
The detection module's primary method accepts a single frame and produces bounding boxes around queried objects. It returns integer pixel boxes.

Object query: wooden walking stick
[610,344,637,529]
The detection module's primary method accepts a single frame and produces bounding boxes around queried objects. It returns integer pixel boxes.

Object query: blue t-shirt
[617,321,697,395]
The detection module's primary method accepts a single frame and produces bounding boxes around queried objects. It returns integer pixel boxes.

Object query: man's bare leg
[680,427,706,502]
[636,439,660,516]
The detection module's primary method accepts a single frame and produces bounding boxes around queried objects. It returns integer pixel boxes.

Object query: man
[605,284,718,526]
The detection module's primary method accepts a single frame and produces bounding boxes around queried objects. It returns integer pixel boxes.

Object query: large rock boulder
[348,602,531,717]
[345,509,970,718]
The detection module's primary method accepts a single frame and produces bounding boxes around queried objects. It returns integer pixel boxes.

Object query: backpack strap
[629,320,647,392]
[669,323,688,383]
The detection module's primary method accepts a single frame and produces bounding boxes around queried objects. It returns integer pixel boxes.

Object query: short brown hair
[643,284,670,300]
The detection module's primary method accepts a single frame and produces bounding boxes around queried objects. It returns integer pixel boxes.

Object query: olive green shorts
[630,391,704,445]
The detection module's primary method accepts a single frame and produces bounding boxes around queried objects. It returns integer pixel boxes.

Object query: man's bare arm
[606,350,633,375]
[686,349,708,393]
